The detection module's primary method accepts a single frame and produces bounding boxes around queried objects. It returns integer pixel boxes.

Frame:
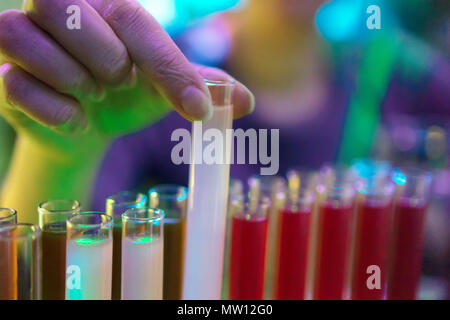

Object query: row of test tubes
[0,185,189,300]
[0,161,432,300]
[0,78,236,300]
[223,161,433,300]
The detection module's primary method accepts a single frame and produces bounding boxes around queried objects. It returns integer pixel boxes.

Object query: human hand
[0,0,254,156]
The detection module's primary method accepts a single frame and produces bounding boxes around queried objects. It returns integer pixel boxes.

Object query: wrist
[18,130,110,164]
[1,135,109,223]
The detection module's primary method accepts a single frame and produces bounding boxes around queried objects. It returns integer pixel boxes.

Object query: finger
[0,63,86,133]
[194,64,255,119]
[23,0,132,86]
[0,10,102,101]
[86,0,212,121]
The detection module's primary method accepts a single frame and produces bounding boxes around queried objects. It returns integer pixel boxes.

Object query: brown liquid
[112,226,122,300]
[163,218,186,300]
[41,230,66,300]
[0,229,17,299]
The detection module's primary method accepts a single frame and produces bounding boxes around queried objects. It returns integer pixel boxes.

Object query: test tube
[149,184,187,300]
[38,200,80,300]
[66,212,113,300]
[121,207,164,300]
[221,179,244,300]
[0,208,17,226]
[351,175,394,300]
[229,193,270,300]
[275,170,315,300]
[182,79,234,299]
[313,166,356,300]
[248,175,287,299]
[0,223,41,300]
[388,168,432,300]
[105,191,147,300]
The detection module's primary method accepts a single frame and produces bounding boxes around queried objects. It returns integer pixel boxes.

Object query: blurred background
[0,0,449,299]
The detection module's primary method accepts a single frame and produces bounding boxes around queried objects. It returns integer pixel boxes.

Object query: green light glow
[74,238,104,246]
[131,237,153,244]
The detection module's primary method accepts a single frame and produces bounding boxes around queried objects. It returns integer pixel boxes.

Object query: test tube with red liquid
[247,175,286,299]
[229,189,270,300]
[351,174,394,300]
[221,179,245,300]
[388,168,432,300]
[274,170,315,300]
[313,166,355,300]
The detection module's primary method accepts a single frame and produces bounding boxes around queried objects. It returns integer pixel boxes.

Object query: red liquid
[352,200,391,300]
[229,214,268,300]
[275,208,311,300]
[314,203,354,300]
[388,201,427,300]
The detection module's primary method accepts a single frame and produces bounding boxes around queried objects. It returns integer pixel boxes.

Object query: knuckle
[60,70,87,96]
[105,0,148,34]
[49,105,74,125]
[98,46,131,85]
[152,49,190,84]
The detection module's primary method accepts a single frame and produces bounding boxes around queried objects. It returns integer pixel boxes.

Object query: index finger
[86,0,213,121]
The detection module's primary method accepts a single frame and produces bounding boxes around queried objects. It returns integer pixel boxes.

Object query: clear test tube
[121,207,164,300]
[221,179,244,300]
[388,168,432,300]
[182,79,234,300]
[351,175,394,300]
[0,223,41,300]
[0,208,17,226]
[105,191,147,300]
[38,200,80,300]
[275,169,316,300]
[149,184,187,300]
[66,212,113,300]
[229,193,270,300]
[313,166,356,300]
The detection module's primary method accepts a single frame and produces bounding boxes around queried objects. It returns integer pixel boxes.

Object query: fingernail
[181,86,212,121]
[124,69,137,88]
[54,110,88,135]
[90,84,106,102]
[247,88,256,114]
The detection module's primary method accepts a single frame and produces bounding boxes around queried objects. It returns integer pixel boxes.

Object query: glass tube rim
[350,158,392,178]
[149,184,188,201]
[106,190,147,207]
[0,223,41,240]
[355,178,395,197]
[67,212,113,229]
[248,174,287,195]
[285,189,315,211]
[123,207,165,224]
[0,207,17,220]
[38,199,81,215]
[204,78,235,87]
[391,167,433,186]
[231,194,270,218]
